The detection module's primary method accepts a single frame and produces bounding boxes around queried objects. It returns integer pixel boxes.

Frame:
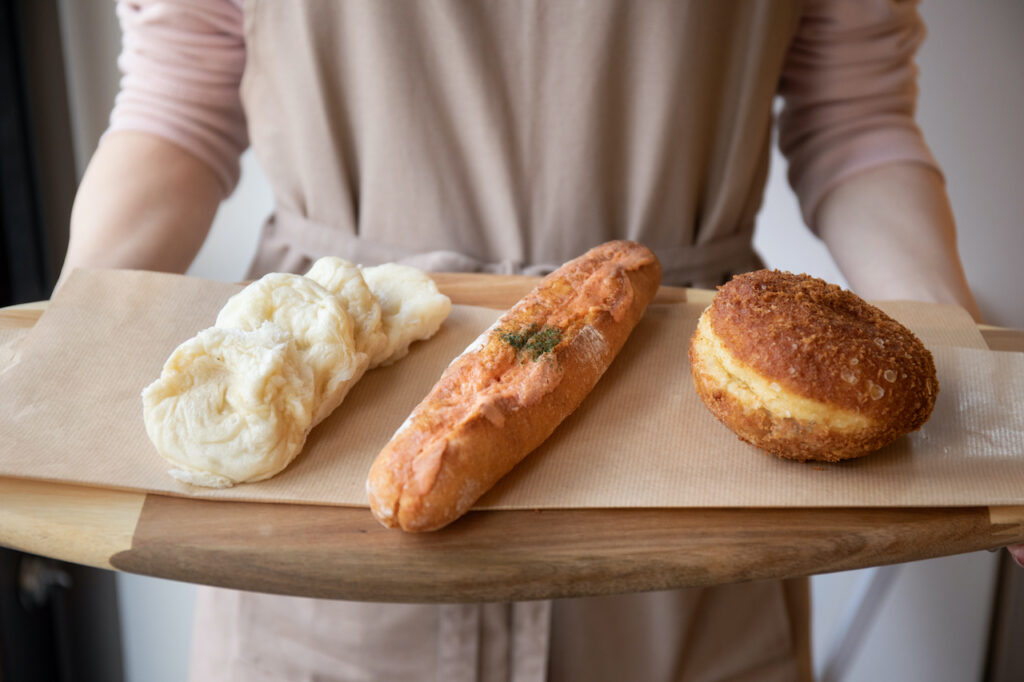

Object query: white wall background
[56,1,1020,680]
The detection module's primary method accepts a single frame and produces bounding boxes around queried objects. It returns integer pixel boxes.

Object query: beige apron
[191,2,812,680]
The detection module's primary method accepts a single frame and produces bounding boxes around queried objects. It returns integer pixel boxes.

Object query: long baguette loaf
[366,240,662,531]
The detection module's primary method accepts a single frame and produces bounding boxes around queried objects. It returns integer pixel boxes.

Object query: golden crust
[368,240,662,531]
[690,270,938,462]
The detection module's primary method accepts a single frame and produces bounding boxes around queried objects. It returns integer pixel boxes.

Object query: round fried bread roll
[689,270,938,462]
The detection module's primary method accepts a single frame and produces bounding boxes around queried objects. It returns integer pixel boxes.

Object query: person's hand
[1008,544,1024,568]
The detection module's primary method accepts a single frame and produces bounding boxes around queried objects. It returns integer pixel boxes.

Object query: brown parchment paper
[1,268,1022,508]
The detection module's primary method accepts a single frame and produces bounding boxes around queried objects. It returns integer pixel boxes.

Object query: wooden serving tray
[1,273,1022,603]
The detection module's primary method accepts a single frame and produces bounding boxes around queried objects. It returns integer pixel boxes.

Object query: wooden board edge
[989,506,1024,531]
[106,500,1024,602]
[0,477,146,570]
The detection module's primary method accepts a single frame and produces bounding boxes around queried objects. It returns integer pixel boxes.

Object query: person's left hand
[1009,545,1024,568]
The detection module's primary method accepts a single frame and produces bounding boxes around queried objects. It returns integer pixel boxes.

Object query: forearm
[816,164,1024,562]
[816,161,981,321]
[58,131,224,288]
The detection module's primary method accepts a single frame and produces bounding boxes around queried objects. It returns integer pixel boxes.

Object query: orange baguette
[366,240,662,531]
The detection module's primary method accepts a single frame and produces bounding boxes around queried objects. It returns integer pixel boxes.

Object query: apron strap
[249,203,761,288]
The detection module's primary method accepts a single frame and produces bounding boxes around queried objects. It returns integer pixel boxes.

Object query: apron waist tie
[249,203,761,288]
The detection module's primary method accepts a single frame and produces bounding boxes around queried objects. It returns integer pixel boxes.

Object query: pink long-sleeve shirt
[109,0,940,229]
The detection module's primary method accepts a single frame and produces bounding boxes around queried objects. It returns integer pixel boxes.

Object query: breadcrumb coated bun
[689,270,938,462]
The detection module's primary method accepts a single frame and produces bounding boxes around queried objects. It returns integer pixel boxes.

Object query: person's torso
[240,0,802,286]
